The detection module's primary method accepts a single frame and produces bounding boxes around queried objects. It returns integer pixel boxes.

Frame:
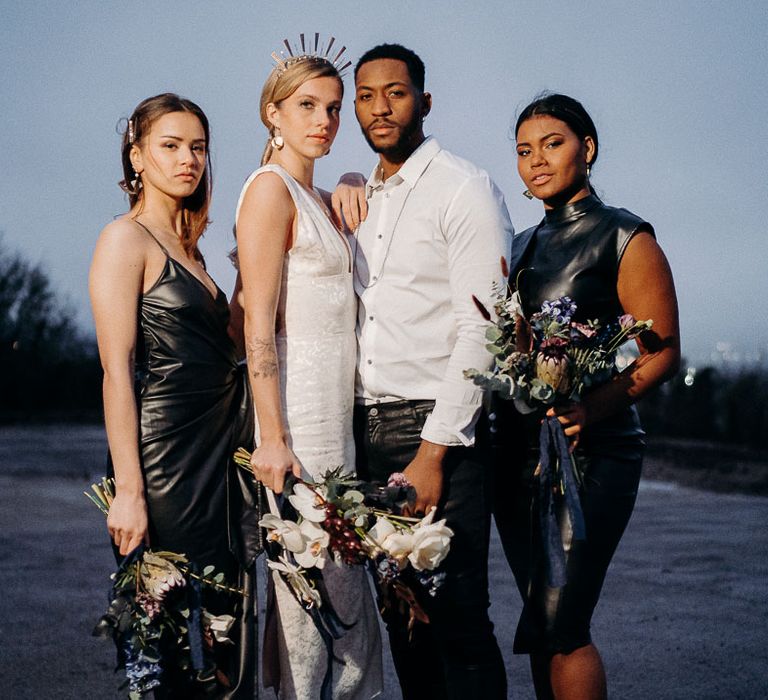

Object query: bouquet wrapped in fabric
[465,278,651,586]
[86,478,242,698]
[233,448,452,620]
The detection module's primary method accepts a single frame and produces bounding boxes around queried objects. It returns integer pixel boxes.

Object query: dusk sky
[1,1,766,366]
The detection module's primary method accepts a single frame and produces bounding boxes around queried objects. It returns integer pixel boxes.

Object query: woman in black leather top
[494,94,680,699]
[89,94,259,697]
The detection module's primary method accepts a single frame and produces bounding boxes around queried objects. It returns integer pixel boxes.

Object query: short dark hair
[515,93,599,167]
[354,43,425,92]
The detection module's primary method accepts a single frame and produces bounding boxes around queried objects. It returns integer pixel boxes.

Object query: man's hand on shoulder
[331,172,367,231]
[402,440,448,516]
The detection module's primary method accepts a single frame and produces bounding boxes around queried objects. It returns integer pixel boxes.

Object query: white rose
[367,516,397,553]
[407,517,454,571]
[380,531,415,569]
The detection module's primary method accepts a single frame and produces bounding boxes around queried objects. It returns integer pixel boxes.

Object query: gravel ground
[0,425,766,699]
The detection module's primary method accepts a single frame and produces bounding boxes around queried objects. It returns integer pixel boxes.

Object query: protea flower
[140,552,186,601]
[536,337,571,394]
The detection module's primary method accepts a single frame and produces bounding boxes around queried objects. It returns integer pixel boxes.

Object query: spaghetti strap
[133,220,169,256]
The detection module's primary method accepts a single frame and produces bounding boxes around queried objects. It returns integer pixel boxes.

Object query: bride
[232,40,383,699]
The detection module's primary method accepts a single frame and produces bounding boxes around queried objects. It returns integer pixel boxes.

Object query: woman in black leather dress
[89,94,260,697]
[494,94,680,699]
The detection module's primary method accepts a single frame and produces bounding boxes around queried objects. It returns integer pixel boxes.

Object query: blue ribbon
[538,416,587,587]
[186,567,206,673]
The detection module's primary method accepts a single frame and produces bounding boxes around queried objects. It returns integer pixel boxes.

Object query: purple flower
[123,641,162,694]
[375,554,401,584]
[571,322,597,340]
[619,314,636,330]
[387,472,412,489]
[541,296,577,324]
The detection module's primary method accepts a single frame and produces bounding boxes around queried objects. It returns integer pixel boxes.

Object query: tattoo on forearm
[246,336,278,379]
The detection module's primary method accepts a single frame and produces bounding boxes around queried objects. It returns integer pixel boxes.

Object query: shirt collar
[365,136,441,198]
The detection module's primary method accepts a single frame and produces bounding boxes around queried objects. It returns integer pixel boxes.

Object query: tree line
[1,241,765,453]
[0,238,101,421]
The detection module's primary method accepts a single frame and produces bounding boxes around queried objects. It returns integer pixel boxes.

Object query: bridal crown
[271,33,351,77]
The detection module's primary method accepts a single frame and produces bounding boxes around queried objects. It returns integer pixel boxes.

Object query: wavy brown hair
[120,93,212,261]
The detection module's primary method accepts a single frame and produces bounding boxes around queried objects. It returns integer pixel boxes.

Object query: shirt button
[377,234,383,239]
[367,359,373,365]
[385,193,390,199]
[369,316,374,321]
[372,275,378,281]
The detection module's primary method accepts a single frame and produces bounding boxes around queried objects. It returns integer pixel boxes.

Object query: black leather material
[510,193,654,324]
[354,401,507,700]
[507,193,651,448]
[495,194,652,656]
[107,241,259,697]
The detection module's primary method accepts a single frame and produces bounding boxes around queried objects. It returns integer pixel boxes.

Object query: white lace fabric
[236,165,383,699]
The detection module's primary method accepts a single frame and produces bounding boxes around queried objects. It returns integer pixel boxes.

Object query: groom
[337,44,513,700]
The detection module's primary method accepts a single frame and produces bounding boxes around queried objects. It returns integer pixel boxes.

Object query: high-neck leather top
[503,194,654,450]
[508,194,654,323]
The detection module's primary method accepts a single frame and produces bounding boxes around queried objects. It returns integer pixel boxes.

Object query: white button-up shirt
[353,137,514,446]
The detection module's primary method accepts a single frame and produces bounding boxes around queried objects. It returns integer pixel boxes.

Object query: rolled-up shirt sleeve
[420,174,514,446]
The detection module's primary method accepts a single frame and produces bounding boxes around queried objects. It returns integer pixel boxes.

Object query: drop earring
[271,128,284,150]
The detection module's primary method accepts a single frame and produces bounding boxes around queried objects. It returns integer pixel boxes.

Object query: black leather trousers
[354,400,507,700]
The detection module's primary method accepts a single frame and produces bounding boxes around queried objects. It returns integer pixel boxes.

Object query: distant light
[12,340,19,351]
[684,367,696,387]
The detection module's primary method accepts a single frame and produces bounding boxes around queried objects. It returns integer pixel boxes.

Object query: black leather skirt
[493,403,644,655]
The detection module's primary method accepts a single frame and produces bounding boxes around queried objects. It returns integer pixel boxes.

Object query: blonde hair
[259,58,343,165]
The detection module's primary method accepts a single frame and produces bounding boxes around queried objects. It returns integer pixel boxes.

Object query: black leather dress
[107,226,260,697]
[494,194,652,655]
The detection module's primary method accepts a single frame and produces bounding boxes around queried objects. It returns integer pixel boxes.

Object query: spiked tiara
[271,33,351,77]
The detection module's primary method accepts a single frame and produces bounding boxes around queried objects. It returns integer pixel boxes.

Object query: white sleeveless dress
[236,164,383,699]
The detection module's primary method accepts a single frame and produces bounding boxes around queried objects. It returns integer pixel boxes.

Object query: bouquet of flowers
[86,478,242,698]
[233,448,452,620]
[465,290,652,412]
[465,279,651,586]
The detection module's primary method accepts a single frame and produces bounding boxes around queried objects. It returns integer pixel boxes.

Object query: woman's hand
[547,402,588,450]
[107,490,149,556]
[250,439,302,494]
[331,172,367,231]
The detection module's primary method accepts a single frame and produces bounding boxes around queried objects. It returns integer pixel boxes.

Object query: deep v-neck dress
[236,165,382,700]
[107,226,261,697]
